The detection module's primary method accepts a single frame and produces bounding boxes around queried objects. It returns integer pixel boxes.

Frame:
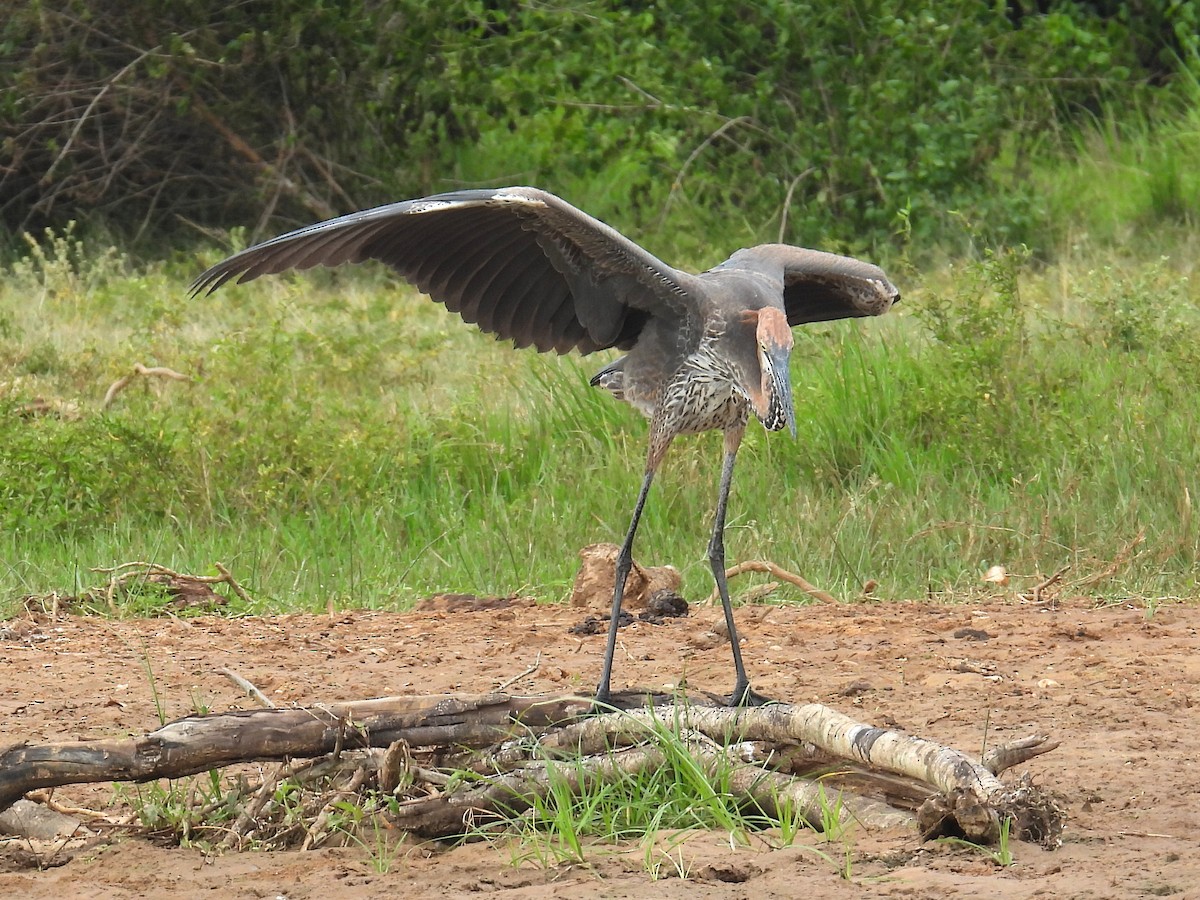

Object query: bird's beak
[765,344,797,438]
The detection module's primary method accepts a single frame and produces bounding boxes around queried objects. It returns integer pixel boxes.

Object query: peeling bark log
[390,739,915,838]
[426,703,1062,845]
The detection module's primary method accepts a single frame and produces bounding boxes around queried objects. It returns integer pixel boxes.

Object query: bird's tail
[589,357,626,401]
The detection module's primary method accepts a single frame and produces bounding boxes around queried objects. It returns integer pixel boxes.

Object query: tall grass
[1,217,1198,616]
[1031,66,1200,258]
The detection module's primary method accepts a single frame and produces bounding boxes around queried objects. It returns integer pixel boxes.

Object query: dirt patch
[2,596,1198,898]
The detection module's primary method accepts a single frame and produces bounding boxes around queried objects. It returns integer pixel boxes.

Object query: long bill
[765,345,797,437]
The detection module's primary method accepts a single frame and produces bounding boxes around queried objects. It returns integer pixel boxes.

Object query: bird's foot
[727,681,772,708]
[589,685,624,716]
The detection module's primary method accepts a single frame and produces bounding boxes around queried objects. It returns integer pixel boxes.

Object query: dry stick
[558,705,1054,843]
[1116,830,1182,840]
[221,762,289,850]
[982,735,1061,776]
[217,667,276,709]
[706,560,839,605]
[89,560,251,606]
[213,563,254,605]
[0,694,592,811]
[1019,566,1071,605]
[300,762,371,851]
[0,693,1061,846]
[495,652,542,692]
[24,790,115,823]
[404,703,1060,843]
[101,363,190,410]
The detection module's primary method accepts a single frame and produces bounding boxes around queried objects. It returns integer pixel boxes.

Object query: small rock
[568,610,634,635]
[639,589,689,623]
[0,799,84,841]
[953,627,992,641]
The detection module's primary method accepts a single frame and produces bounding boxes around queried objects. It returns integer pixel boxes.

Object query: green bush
[4,1,1194,256]
[0,413,181,532]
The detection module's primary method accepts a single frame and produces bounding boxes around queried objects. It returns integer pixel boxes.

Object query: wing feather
[718,245,899,326]
[191,187,691,355]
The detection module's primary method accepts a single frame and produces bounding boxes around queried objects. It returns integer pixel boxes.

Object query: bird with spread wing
[192,186,899,705]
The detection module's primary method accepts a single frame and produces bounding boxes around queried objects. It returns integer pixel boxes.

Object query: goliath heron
[191,186,899,705]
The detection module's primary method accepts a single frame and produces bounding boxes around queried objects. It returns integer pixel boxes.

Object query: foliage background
[3,0,1197,257]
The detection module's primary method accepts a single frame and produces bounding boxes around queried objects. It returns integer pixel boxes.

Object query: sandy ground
[2,593,1198,898]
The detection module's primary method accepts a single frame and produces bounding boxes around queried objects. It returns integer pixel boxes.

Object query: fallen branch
[85,561,250,613]
[392,736,913,839]
[0,693,589,812]
[0,692,1063,850]
[1019,565,1071,605]
[101,363,190,410]
[522,704,1057,843]
[217,667,276,709]
[706,560,839,605]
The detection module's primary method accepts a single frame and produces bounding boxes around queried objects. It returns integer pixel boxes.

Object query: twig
[214,562,254,605]
[658,116,752,225]
[221,762,288,850]
[981,734,1061,775]
[88,561,251,608]
[1075,528,1147,588]
[495,652,541,691]
[1019,565,1071,605]
[777,169,815,243]
[705,560,839,605]
[101,363,190,410]
[1115,830,1182,840]
[616,75,665,108]
[42,51,153,184]
[23,790,114,823]
[300,762,371,851]
[218,667,276,709]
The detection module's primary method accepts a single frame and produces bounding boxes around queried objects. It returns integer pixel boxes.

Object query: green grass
[470,705,848,876]
[2,213,1198,615]
[1030,67,1200,258]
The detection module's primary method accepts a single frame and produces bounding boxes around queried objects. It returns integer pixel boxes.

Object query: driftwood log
[0,691,1064,848]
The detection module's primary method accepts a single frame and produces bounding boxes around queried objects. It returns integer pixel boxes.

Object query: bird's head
[745,307,796,437]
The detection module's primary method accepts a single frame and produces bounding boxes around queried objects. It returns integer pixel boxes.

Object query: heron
[191,186,899,705]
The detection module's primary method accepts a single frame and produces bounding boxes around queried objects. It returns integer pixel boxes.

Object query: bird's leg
[708,425,758,706]
[595,467,657,706]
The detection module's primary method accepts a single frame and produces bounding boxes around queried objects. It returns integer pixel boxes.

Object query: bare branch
[706,560,839,605]
[101,363,190,410]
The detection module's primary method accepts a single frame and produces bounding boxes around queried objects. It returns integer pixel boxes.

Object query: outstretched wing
[723,244,900,326]
[191,187,693,354]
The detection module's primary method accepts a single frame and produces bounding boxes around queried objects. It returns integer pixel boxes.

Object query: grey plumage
[192,185,900,704]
